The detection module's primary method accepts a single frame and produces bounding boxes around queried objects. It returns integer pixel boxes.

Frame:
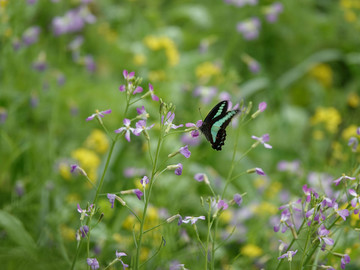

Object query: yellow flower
[123,215,138,231]
[331,141,347,161]
[241,244,263,258]
[342,125,359,140]
[134,54,146,66]
[312,130,324,140]
[140,247,150,261]
[264,182,282,199]
[0,0,8,8]
[220,210,233,224]
[309,64,333,88]
[84,129,109,154]
[347,92,360,108]
[253,202,278,216]
[310,107,341,133]
[97,23,117,43]
[148,70,166,82]
[66,193,81,203]
[59,162,72,180]
[60,224,76,242]
[144,36,179,66]
[345,10,357,22]
[254,177,266,189]
[195,61,221,81]
[71,148,100,183]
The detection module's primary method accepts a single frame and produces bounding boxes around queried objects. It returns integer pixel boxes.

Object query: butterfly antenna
[198,107,203,121]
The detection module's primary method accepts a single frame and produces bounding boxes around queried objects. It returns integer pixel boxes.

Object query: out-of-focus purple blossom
[22,26,41,46]
[169,261,187,270]
[333,174,356,186]
[30,93,39,108]
[278,240,288,252]
[87,258,99,270]
[181,133,201,146]
[27,0,37,4]
[341,254,350,269]
[32,53,47,72]
[148,83,159,101]
[258,102,267,112]
[251,134,272,149]
[277,160,301,174]
[86,109,112,121]
[134,189,143,200]
[182,216,205,225]
[248,58,260,73]
[123,70,135,80]
[233,194,243,206]
[194,173,205,182]
[15,181,25,197]
[12,38,21,51]
[133,120,154,136]
[57,73,66,86]
[317,226,334,246]
[236,17,261,40]
[321,197,336,208]
[77,204,94,220]
[348,137,359,152]
[0,107,7,124]
[218,200,228,210]
[333,203,349,221]
[278,250,297,261]
[175,163,183,175]
[264,2,284,23]
[141,176,149,187]
[274,209,291,233]
[115,251,129,270]
[115,119,137,142]
[193,86,217,104]
[123,167,146,178]
[255,168,265,175]
[84,55,96,73]
[225,0,258,7]
[68,36,84,51]
[70,164,87,176]
[133,86,143,94]
[52,6,96,36]
[302,184,319,203]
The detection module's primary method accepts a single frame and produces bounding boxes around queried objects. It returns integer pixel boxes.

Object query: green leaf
[0,210,37,253]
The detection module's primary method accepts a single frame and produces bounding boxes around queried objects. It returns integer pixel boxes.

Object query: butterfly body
[199,100,239,151]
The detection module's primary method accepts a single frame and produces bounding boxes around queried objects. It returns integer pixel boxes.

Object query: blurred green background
[1,0,360,269]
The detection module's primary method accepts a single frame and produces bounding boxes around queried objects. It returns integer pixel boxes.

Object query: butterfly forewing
[199,100,239,151]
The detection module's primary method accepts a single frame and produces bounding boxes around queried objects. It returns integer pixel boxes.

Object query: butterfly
[199,100,240,151]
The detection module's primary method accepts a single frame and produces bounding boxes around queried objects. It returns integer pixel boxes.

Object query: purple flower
[70,164,87,176]
[341,254,350,269]
[278,250,297,261]
[32,53,47,72]
[57,73,66,86]
[116,251,129,270]
[258,102,267,112]
[255,168,266,175]
[148,83,159,101]
[277,160,301,173]
[193,86,217,104]
[333,174,356,186]
[233,194,243,206]
[141,176,149,187]
[302,184,318,202]
[115,119,137,142]
[348,137,358,152]
[182,216,205,225]
[333,203,349,221]
[134,189,143,200]
[107,193,116,208]
[194,173,205,182]
[248,59,260,73]
[86,109,112,121]
[236,17,261,40]
[79,225,89,238]
[185,120,202,138]
[87,258,99,270]
[349,189,360,208]
[0,107,7,124]
[251,134,272,149]
[77,204,94,218]
[133,120,154,136]
[264,2,283,23]
[318,226,334,246]
[85,55,96,73]
[133,86,143,94]
[218,200,228,210]
[136,106,149,119]
[278,240,288,252]
[274,209,291,233]
[123,70,135,80]
[175,163,183,175]
[22,26,41,46]
[179,145,191,158]
[68,35,84,51]
[163,112,184,130]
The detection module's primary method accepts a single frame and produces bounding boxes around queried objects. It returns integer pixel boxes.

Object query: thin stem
[211,218,219,270]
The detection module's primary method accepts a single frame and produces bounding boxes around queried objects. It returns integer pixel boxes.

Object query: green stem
[210,218,219,270]
[205,203,212,270]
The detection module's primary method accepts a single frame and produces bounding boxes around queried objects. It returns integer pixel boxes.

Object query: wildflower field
[2,0,360,269]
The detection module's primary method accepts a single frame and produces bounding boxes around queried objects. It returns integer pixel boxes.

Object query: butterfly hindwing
[199,101,239,151]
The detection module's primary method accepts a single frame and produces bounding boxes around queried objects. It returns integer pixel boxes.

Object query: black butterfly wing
[210,110,239,150]
[199,101,229,143]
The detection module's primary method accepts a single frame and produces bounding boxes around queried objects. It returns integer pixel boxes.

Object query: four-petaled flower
[181,216,205,225]
[163,112,184,131]
[115,119,138,142]
[274,209,291,233]
[134,189,143,200]
[77,203,94,220]
[251,134,272,149]
[133,120,154,136]
[317,226,334,246]
[333,174,356,186]
[87,258,99,270]
[278,250,297,261]
[233,194,243,206]
[141,176,149,187]
[302,184,318,203]
[217,200,228,210]
[185,120,202,138]
[333,203,349,221]
[115,250,129,270]
[123,70,135,80]
[86,109,112,121]
[136,106,149,119]
[349,189,360,209]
